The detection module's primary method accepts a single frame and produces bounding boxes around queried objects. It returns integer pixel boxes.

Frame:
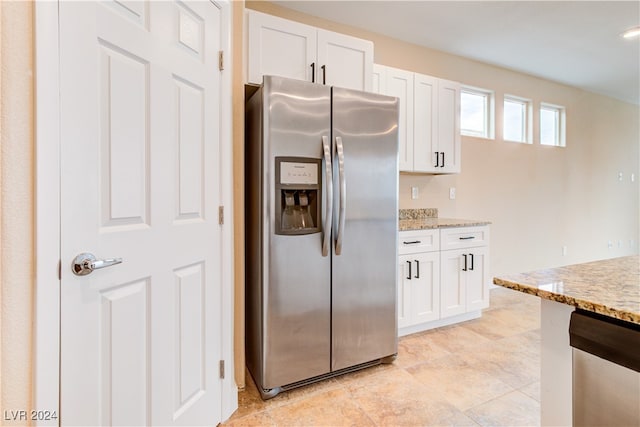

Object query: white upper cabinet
[246,10,373,92]
[384,66,414,172]
[246,10,316,84]
[413,74,438,172]
[437,79,461,173]
[317,30,373,90]
[375,64,461,174]
[372,63,387,95]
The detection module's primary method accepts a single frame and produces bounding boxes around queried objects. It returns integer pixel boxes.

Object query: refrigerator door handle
[335,136,346,255]
[321,135,333,257]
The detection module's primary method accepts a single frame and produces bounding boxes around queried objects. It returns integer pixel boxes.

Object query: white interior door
[60,1,225,425]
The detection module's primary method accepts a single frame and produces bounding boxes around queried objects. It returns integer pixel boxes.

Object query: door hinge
[218,206,224,225]
[219,360,225,379]
[218,50,224,71]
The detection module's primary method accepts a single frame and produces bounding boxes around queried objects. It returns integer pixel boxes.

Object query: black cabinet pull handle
[434,151,439,168]
[321,64,326,84]
[406,260,412,280]
[459,236,475,240]
[462,254,467,271]
[440,152,445,168]
[469,253,474,270]
[414,260,420,278]
[311,62,315,83]
[403,240,421,245]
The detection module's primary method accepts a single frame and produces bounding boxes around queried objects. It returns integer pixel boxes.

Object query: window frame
[539,102,566,147]
[460,85,495,139]
[503,94,532,144]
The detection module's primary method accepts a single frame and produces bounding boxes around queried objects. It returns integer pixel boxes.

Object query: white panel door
[386,67,414,172]
[438,79,461,173]
[247,10,316,84]
[59,1,225,425]
[413,73,438,173]
[317,29,373,91]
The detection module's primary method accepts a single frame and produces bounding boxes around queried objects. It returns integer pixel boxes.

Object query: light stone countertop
[493,256,640,324]
[399,217,491,231]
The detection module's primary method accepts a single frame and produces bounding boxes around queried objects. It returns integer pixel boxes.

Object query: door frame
[33,1,237,423]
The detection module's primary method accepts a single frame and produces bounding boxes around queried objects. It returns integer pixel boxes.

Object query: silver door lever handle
[72,253,123,276]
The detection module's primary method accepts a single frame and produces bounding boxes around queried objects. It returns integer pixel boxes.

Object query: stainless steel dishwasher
[569,310,640,426]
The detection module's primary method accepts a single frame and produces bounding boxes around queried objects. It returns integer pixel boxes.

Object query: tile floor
[223,287,541,426]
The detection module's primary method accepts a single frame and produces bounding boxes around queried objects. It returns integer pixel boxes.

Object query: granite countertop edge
[399,218,492,231]
[493,256,640,325]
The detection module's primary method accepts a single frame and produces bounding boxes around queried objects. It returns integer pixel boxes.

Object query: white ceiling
[272,1,640,105]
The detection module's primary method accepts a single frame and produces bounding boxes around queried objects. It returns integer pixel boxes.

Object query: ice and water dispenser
[275,157,321,235]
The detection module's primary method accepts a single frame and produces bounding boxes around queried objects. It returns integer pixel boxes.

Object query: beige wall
[0,1,35,424]
[245,1,639,276]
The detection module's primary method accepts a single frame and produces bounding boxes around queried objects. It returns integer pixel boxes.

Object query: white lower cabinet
[398,229,439,329]
[398,225,490,336]
[398,251,440,328]
[440,246,490,318]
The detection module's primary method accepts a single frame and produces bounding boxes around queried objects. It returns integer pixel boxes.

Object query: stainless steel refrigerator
[245,76,399,399]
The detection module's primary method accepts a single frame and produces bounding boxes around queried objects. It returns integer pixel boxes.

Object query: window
[503,95,531,143]
[540,103,566,147]
[461,86,494,139]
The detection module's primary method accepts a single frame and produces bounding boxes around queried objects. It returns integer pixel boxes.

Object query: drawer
[399,229,440,254]
[440,226,489,251]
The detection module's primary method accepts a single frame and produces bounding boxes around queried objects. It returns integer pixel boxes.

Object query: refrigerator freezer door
[262,76,332,388]
[331,87,399,371]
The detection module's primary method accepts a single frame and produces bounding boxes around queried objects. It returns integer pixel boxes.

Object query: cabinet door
[372,63,387,95]
[317,30,373,91]
[246,10,316,85]
[440,249,466,318]
[466,246,490,311]
[398,255,413,329]
[386,67,414,172]
[411,252,440,324]
[438,79,461,173]
[413,73,438,172]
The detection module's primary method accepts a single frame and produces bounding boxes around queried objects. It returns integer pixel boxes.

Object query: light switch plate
[449,187,456,200]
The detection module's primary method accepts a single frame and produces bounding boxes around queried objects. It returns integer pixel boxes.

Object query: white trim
[398,310,481,337]
[34,1,238,423]
[214,0,239,420]
[34,2,61,425]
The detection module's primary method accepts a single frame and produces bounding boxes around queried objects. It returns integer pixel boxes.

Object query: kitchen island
[494,256,640,426]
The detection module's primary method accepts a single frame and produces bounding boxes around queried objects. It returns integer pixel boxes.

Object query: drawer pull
[406,260,412,280]
[462,254,468,271]
[459,236,475,240]
[414,259,420,279]
[403,240,421,245]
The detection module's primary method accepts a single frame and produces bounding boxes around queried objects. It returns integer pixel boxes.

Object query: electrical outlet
[411,186,419,200]
[449,187,456,200]
[632,173,636,182]
[608,240,613,249]
[618,172,623,181]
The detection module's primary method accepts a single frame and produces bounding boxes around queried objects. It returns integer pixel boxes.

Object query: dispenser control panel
[280,162,318,185]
